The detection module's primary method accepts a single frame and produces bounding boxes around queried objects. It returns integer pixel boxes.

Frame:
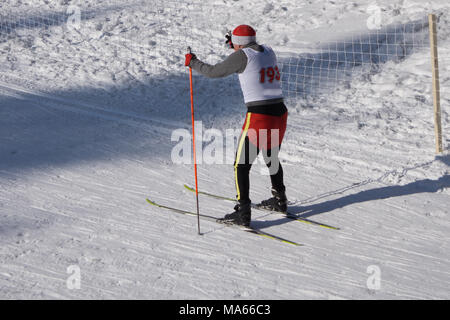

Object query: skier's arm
[189,50,247,78]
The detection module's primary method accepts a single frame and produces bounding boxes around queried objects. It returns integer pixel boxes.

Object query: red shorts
[241,111,288,150]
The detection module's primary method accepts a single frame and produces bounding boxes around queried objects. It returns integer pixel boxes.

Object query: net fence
[279,18,430,100]
[0,1,442,107]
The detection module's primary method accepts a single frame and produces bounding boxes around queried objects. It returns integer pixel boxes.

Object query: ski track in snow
[0,0,449,299]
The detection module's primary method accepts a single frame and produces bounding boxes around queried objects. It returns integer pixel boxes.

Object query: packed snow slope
[0,0,449,299]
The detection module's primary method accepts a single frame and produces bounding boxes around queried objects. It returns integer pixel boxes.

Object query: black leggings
[234,136,285,204]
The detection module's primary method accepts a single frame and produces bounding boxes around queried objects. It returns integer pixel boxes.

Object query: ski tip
[286,213,340,230]
[146,198,157,206]
[258,233,303,246]
[286,241,303,246]
[183,184,195,192]
[307,220,340,230]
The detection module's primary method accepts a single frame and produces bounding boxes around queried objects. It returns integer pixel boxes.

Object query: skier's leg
[234,134,259,204]
[233,113,259,204]
[257,111,288,212]
[220,114,258,226]
[263,147,286,194]
[256,147,288,212]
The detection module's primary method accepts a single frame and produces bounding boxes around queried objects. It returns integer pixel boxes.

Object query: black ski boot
[219,202,251,227]
[256,188,287,212]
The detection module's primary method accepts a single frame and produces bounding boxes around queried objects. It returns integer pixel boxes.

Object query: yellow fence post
[428,13,443,154]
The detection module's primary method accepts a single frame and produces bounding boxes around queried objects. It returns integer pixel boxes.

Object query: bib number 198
[259,66,281,83]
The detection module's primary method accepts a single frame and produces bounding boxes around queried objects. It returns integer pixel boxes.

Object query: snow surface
[0,0,449,299]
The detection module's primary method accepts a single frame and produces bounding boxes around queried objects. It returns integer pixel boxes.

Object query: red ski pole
[187,47,201,235]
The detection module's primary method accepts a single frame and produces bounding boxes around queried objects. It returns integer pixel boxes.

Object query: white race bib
[238,45,283,104]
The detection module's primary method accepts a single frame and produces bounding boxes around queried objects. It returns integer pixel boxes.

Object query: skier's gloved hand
[185,53,196,66]
[225,31,234,49]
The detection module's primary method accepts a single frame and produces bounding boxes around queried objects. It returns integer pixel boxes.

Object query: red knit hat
[232,25,256,46]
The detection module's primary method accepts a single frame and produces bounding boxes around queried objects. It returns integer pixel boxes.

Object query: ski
[146,198,302,246]
[183,184,340,230]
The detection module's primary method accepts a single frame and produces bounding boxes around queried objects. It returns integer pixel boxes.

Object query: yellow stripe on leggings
[234,112,252,201]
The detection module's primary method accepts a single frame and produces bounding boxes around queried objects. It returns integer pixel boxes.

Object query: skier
[185,25,288,227]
